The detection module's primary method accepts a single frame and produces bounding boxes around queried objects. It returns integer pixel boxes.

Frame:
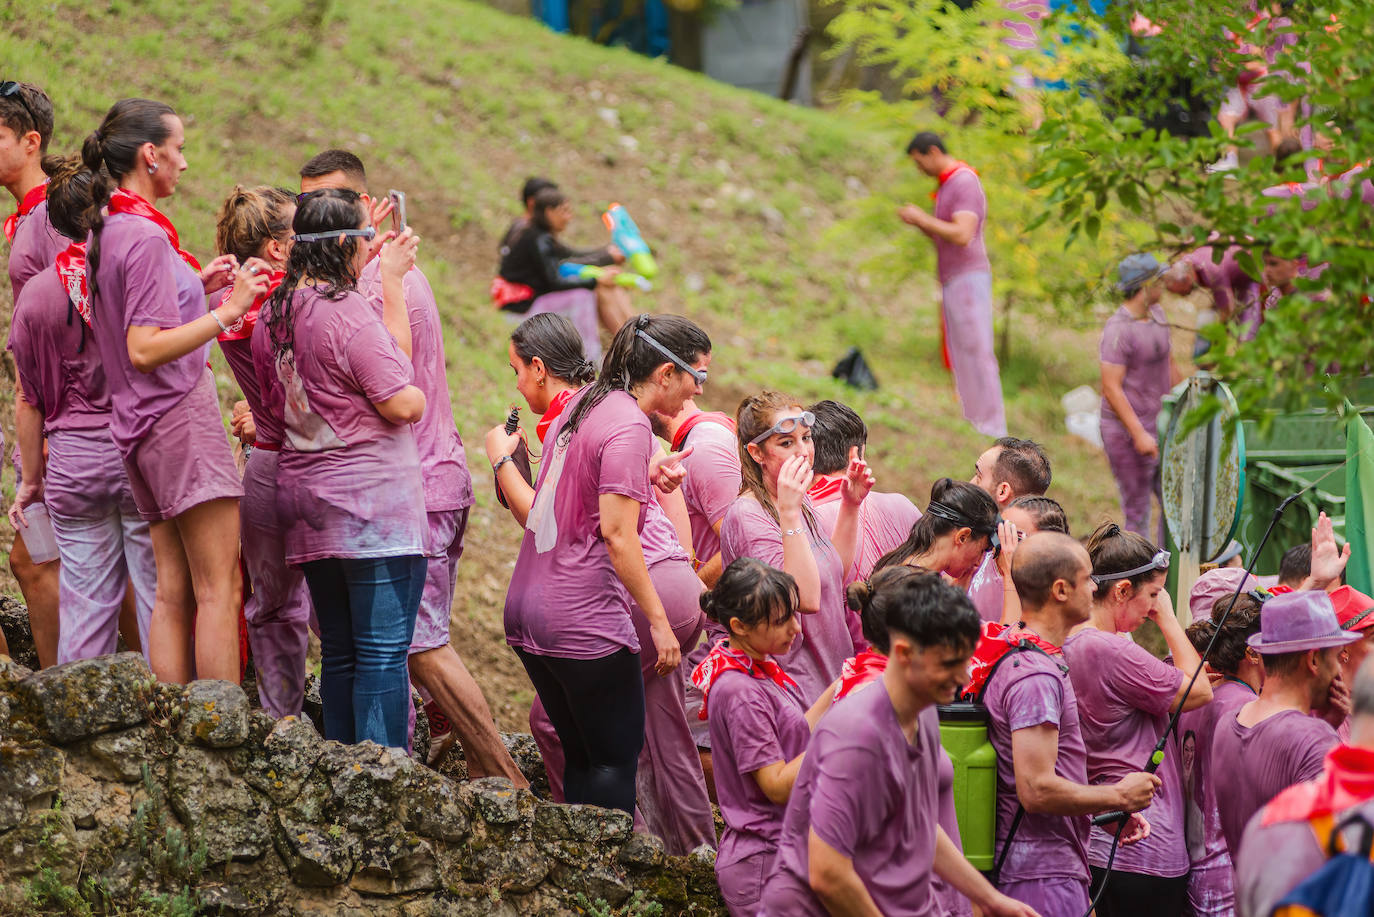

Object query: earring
[148,163,158,175]
[538,379,545,387]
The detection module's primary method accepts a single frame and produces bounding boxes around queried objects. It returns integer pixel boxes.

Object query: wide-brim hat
[1247,589,1363,653]
[1331,585,1374,633]
[1190,567,1263,619]
[1116,252,1166,292]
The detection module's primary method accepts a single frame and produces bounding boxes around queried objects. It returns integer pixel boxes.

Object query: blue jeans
[301,555,427,748]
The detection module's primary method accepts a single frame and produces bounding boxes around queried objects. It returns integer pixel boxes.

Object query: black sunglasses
[0,82,39,135]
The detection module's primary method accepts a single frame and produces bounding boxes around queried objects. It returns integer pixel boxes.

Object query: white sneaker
[1208,151,1239,173]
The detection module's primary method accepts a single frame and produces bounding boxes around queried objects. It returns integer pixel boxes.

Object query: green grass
[1,0,1120,728]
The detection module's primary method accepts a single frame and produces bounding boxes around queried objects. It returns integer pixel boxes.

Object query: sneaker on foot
[1208,151,1239,173]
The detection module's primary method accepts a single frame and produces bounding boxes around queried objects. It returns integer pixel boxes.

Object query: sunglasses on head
[0,82,39,134]
[635,328,707,385]
[291,226,376,243]
[1091,550,1171,586]
[296,188,362,204]
[749,411,816,446]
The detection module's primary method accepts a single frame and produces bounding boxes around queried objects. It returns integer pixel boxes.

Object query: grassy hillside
[2,0,1120,729]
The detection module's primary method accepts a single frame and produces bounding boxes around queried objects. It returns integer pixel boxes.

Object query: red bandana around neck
[671,410,736,453]
[931,161,977,201]
[54,242,91,327]
[216,271,286,342]
[963,621,1062,699]
[807,475,845,504]
[834,650,889,702]
[108,188,203,273]
[1263,745,1374,826]
[690,639,798,721]
[536,387,578,445]
[4,182,47,243]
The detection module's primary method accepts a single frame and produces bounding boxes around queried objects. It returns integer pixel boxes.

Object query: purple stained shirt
[678,419,740,565]
[8,198,67,301]
[358,260,473,513]
[640,491,690,566]
[811,489,922,584]
[720,496,856,704]
[1098,303,1173,436]
[1211,708,1338,859]
[86,213,211,459]
[1235,792,1374,917]
[967,550,1006,623]
[707,666,812,874]
[8,264,110,431]
[272,285,426,564]
[983,647,1092,884]
[211,288,261,414]
[504,388,652,659]
[934,168,990,285]
[1063,627,1189,877]
[769,686,943,917]
[249,318,286,447]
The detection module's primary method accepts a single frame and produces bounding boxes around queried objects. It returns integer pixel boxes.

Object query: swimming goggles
[749,411,815,446]
[291,227,377,244]
[925,501,997,541]
[1091,550,1171,585]
[0,82,40,133]
[635,329,706,385]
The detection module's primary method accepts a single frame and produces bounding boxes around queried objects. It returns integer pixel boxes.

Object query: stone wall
[0,649,727,916]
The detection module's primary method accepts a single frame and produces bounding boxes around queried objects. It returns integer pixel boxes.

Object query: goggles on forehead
[925,501,997,542]
[0,82,39,133]
[749,411,816,446]
[291,227,377,243]
[1091,550,1170,586]
[635,329,706,385]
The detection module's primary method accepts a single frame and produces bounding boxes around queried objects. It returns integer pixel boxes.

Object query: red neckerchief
[690,639,798,721]
[54,242,91,327]
[536,387,577,445]
[1262,745,1374,825]
[964,620,1062,699]
[931,161,977,201]
[807,475,845,503]
[107,188,203,273]
[4,182,46,243]
[216,271,285,342]
[834,650,888,702]
[671,410,736,453]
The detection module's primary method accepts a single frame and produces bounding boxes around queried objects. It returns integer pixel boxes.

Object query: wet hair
[299,149,367,190]
[0,81,54,153]
[81,98,177,296]
[873,478,998,573]
[215,185,295,264]
[559,313,710,442]
[510,313,596,387]
[992,437,1051,496]
[808,400,866,476]
[906,131,946,155]
[737,390,817,530]
[1008,495,1070,536]
[521,176,557,206]
[262,189,367,361]
[1279,543,1311,588]
[1184,594,1262,677]
[1011,532,1086,609]
[848,566,979,653]
[1085,522,1163,593]
[845,563,925,651]
[530,187,569,232]
[701,558,799,634]
[42,154,95,241]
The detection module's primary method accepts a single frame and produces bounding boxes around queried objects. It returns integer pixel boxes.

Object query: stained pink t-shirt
[87,213,210,458]
[677,418,741,565]
[934,168,990,284]
[1098,303,1173,435]
[811,489,921,584]
[1211,708,1338,859]
[211,287,261,414]
[8,265,109,431]
[504,388,653,659]
[358,260,472,513]
[720,496,856,704]
[640,492,690,566]
[271,285,426,563]
[767,688,943,917]
[967,551,1006,623]
[1063,627,1189,877]
[249,318,285,447]
[8,198,67,301]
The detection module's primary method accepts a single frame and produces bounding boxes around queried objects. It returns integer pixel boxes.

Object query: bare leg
[10,533,60,668]
[147,520,195,684]
[699,750,717,805]
[173,498,243,683]
[594,286,635,334]
[119,581,142,655]
[409,645,528,787]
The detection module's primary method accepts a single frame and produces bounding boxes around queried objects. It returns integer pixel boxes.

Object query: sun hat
[1117,252,1166,293]
[1330,585,1374,633]
[1247,589,1363,654]
[1190,567,1264,619]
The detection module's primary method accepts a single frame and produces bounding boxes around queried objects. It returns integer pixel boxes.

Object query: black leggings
[1089,867,1189,917]
[515,647,645,814]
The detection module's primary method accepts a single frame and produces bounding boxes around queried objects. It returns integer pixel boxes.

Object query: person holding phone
[82,98,266,685]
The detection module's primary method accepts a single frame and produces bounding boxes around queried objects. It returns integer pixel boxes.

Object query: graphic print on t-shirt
[276,352,345,453]
[528,435,567,553]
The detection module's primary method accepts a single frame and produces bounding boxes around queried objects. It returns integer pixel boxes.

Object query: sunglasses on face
[749,411,816,446]
[634,328,707,385]
[1091,550,1171,586]
[0,82,40,135]
[290,227,377,243]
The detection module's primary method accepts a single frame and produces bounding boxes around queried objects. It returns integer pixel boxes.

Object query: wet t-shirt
[811,489,921,584]
[678,419,740,566]
[1099,303,1173,436]
[934,168,990,284]
[249,318,286,447]
[8,199,67,301]
[9,264,109,431]
[967,550,1006,623]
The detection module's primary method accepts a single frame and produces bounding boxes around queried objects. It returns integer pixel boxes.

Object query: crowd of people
[5,76,1374,917]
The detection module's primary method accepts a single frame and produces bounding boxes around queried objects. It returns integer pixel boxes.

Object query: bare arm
[1100,362,1147,440]
[903,207,979,246]
[775,455,822,613]
[379,231,418,359]
[1152,589,1213,712]
[14,377,45,491]
[932,826,1040,917]
[696,521,726,587]
[496,462,535,527]
[808,831,883,917]
[1012,725,1158,815]
[752,756,806,806]
[601,492,682,675]
[372,385,426,425]
[127,261,270,372]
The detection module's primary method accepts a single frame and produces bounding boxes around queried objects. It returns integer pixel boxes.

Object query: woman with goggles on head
[1062,522,1213,917]
[718,392,875,706]
[259,187,426,751]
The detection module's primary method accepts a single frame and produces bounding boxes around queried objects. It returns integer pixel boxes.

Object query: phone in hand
[388,190,407,232]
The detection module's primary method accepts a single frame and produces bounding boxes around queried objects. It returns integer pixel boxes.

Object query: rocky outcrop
[0,651,725,916]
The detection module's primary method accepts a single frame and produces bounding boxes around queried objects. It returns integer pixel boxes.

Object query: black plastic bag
[832,347,879,390]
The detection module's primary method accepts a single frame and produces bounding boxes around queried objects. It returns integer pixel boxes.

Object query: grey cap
[1117,252,1166,292]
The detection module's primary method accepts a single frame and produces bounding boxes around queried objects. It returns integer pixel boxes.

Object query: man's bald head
[1012,532,1093,613]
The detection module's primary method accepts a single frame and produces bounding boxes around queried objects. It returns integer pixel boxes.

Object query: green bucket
[938,701,998,871]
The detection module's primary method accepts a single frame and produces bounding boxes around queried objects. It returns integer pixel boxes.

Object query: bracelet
[492,454,515,474]
[783,528,804,538]
[208,308,231,334]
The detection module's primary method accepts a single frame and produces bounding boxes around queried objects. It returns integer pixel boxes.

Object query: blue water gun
[557,262,652,291]
[603,203,658,279]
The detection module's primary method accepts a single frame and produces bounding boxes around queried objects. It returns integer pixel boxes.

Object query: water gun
[603,203,658,279]
[558,261,652,291]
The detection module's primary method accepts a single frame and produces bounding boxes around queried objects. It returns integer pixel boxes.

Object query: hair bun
[845,579,872,613]
[699,590,717,621]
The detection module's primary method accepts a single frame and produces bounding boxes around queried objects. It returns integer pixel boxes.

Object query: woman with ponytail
[693,558,834,916]
[1062,522,1214,915]
[258,187,425,748]
[719,391,874,706]
[82,98,270,685]
[872,478,998,582]
[489,312,715,852]
[504,313,709,816]
[6,154,157,665]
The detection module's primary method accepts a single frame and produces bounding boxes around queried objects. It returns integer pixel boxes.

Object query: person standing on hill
[899,130,1007,439]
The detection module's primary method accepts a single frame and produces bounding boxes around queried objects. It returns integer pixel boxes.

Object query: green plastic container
[938,702,998,871]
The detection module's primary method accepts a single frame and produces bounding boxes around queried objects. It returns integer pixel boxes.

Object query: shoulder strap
[975,638,1053,704]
